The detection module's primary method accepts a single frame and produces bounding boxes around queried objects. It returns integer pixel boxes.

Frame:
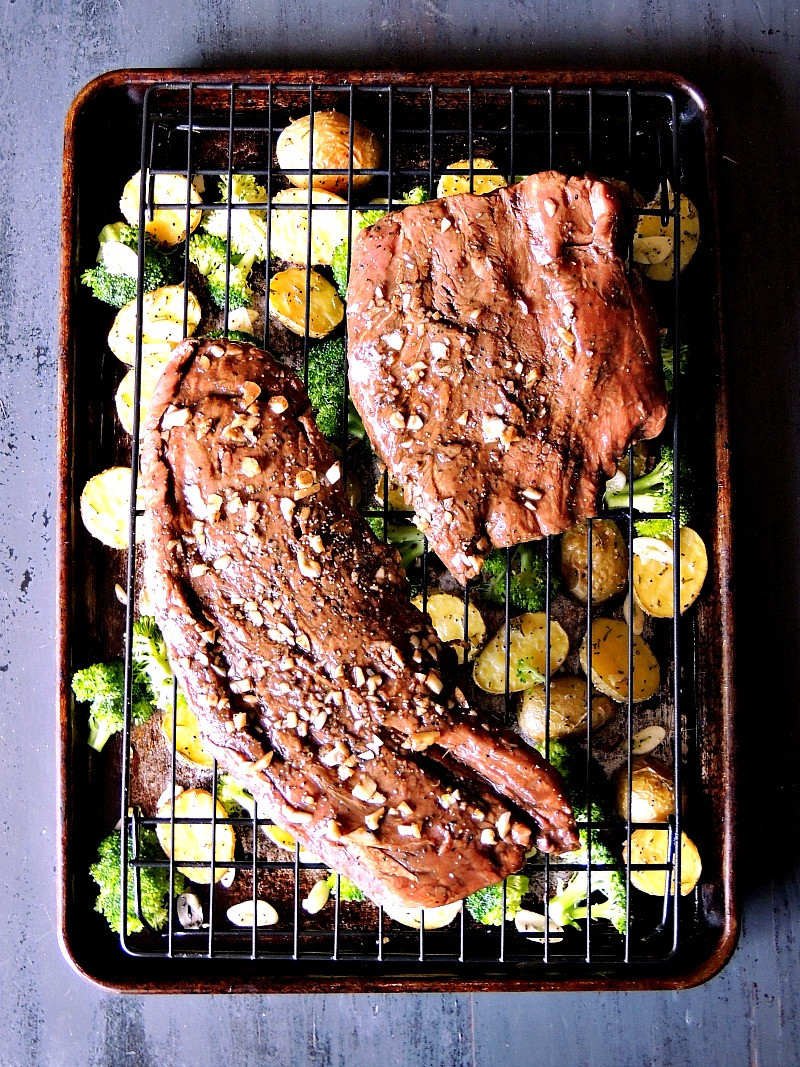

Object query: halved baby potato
[633,183,700,282]
[160,704,214,769]
[632,527,708,618]
[277,111,382,196]
[560,519,628,604]
[120,170,203,246]
[156,787,236,885]
[517,675,615,744]
[613,755,682,823]
[384,900,463,930]
[411,592,486,664]
[108,284,201,366]
[623,828,702,897]
[269,187,360,266]
[115,358,166,435]
[579,619,660,703]
[79,466,144,549]
[268,268,344,338]
[474,613,569,694]
[437,158,507,198]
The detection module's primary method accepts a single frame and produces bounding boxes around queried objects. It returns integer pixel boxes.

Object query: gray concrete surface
[2,1,799,1064]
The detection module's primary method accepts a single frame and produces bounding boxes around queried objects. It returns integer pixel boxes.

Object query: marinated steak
[141,338,578,910]
[347,170,668,584]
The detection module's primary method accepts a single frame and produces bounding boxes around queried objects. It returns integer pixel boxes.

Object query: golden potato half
[120,171,202,246]
[614,755,681,823]
[560,519,628,604]
[277,111,382,196]
[411,592,486,664]
[160,704,214,769]
[79,466,144,550]
[633,183,700,282]
[156,788,235,885]
[269,188,359,266]
[579,619,660,703]
[518,675,615,744]
[437,158,507,198]
[632,527,708,617]
[623,828,702,897]
[108,284,201,367]
[474,613,569,694]
[268,268,344,338]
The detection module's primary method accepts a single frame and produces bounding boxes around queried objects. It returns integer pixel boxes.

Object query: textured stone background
[2,2,799,1064]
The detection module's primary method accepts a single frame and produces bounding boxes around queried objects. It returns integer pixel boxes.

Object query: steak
[347,170,668,584]
[141,338,578,910]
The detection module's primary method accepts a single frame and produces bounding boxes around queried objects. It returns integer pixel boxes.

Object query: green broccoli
[71,659,154,753]
[366,516,427,571]
[537,740,627,934]
[81,222,179,307]
[216,773,261,819]
[204,328,262,346]
[90,829,184,934]
[132,616,188,717]
[466,874,529,926]
[661,339,689,393]
[604,445,684,517]
[479,543,558,613]
[400,185,430,204]
[306,336,365,441]
[189,232,254,309]
[325,871,367,902]
[516,657,545,687]
[203,174,271,260]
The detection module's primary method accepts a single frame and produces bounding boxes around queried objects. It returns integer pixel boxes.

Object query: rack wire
[113,77,703,977]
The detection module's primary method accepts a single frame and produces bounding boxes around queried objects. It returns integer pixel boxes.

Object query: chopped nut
[456,411,469,427]
[397,801,413,818]
[403,729,441,752]
[496,811,512,840]
[440,218,452,233]
[213,554,233,570]
[241,381,261,406]
[241,457,260,477]
[252,752,274,771]
[480,828,497,846]
[280,497,295,522]
[161,406,191,429]
[229,678,251,694]
[296,469,315,489]
[482,414,505,442]
[284,808,313,825]
[308,534,324,554]
[297,549,322,579]
[544,197,558,217]
[233,712,248,731]
[425,670,443,695]
[269,394,288,414]
[388,411,406,430]
[293,484,319,501]
[351,777,378,802]
[313,711,328,731]
[327,819,342,840]
[521,488,543,501]
[429,340,449,360]
[397,822,422,839]
[365,807,385,831]
[345,827,379,846]
[557,327,575,346]
[189,563,208,578]
[382,331,404,351]
[285,711,299,729]
[326,463,341,484]
[337,765,354,780]
[406,414,424,432]
[353,665,366,687]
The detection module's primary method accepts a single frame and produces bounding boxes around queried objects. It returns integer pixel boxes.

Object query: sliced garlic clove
[226,899,279,927]
[176,892,204,930]
[301,879,332,915]
[632,725,667,755]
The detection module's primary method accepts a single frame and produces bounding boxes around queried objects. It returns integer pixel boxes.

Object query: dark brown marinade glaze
[347,171,668,584]
[141,338,578,910]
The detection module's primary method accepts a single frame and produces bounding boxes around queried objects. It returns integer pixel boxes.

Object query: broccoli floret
[81,222,179,307]
[325,871,367,902]
[479,543,558,613]
[516,657,545,687]
[466,874,529,926]
[203,174,270,260]
[216,774,260,819]
[204,328,261,346]
[72,660,154,752]
[604,445,684,517]
[661,340,689,393]
[306,336,364,441]
[330,240,350,298]
[90,829,184,935]
[367,516,427,571]
[401,185,430,204]
[131,616,188,717]
[189,232,254,310]
[536,740,628,934]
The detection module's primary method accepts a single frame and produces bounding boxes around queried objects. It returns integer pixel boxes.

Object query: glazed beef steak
[347,170,668,584]
[141,338,578,910]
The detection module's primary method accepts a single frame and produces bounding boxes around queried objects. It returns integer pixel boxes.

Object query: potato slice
[474,613,569,694]
[632,527,708,618]
[633,184,700,282]
[579,619,660,703]
[518,675,615,744]
[268,268,344,338]
[160,704,214,769]
[384,900,463,930]
[560,519,627,604]
[156,787,235,885]
[437,158,507,198]
[277,111,382,196]
[269,188,359,266]
[120,170,203,246]
[115,359,165,435]
[623,828,702,897]
[108,284,201,366]
[613,756,682,823]
[79,466,144,549]
[411,592,486,664]
[263,823,321,864]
